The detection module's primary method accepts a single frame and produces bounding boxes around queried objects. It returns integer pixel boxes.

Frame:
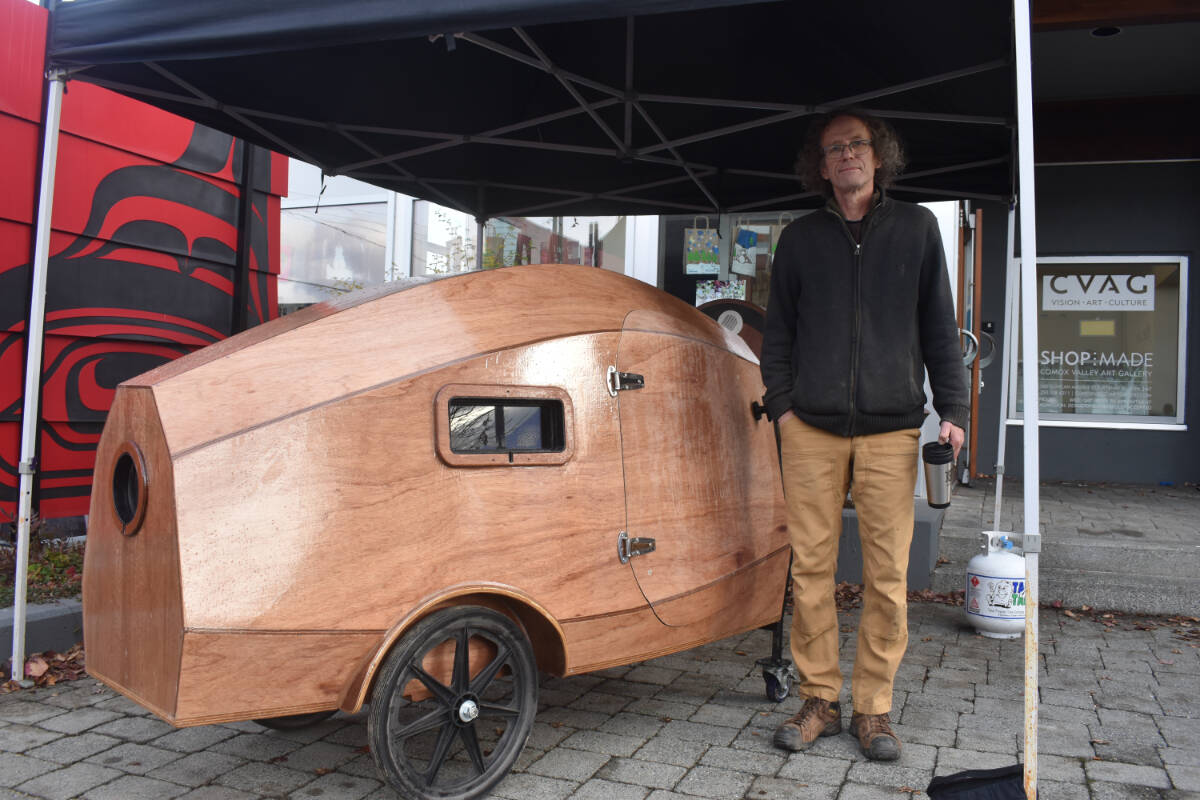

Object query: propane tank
[965,533,1026,638]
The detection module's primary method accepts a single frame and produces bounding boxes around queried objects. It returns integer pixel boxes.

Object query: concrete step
[933,522,1198,615]
[0,598,82,656]
[925,478,1199,616]
[930,560,1196,616]
[936,523,1200,582]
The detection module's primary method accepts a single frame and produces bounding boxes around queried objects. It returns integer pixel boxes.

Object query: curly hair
[795,108,906,197]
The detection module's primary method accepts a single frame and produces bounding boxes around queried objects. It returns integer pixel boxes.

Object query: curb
[0,598,83,659]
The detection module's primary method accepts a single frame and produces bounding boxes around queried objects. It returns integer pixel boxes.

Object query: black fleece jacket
[760,195,970,436]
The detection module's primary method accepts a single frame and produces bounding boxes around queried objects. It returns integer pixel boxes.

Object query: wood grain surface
[169,332,642,633]
[84,265,788,725]
[142,265,741,455]
[84,386,184,719]
[173,631,377,725]
[560,547,789,674]
[616,309,786,626]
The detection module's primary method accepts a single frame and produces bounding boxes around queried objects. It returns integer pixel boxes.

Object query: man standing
[761,109,968,761]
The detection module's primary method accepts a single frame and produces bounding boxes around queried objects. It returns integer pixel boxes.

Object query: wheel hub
[457,698,480,724]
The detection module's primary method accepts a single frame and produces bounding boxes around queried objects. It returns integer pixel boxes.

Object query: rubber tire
[367,606,538,800]
[764,672,792,703]
[253,710,337,730]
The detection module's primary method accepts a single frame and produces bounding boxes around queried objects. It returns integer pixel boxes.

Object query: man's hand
[939,421,965,461]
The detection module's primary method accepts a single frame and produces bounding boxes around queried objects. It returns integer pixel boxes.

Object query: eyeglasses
[822,139,873,159]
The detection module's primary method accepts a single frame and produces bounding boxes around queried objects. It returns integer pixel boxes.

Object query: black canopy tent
[18,1,1046,795]
[46,0,1016,218]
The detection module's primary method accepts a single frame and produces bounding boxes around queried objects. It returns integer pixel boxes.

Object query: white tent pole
[1013,0,1041,797]
[11,70,67,684]
[992,206,1018,532]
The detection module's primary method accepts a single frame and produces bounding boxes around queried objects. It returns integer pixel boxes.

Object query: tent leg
[11,70,66,684]
[1013,0,1041,796]
[992,205,1018,532]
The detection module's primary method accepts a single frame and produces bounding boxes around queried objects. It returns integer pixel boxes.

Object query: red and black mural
[1,0,286,520]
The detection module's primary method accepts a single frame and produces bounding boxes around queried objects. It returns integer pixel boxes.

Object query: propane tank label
[967,573,1026,619]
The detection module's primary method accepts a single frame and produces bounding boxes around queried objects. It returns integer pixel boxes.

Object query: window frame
[1010,254,1188,429]
[435,384,575,466]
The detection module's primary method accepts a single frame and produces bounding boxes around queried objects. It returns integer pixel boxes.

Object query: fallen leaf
[25,657,49,678]
[315,768,332,776]
[1064,610,1077,619]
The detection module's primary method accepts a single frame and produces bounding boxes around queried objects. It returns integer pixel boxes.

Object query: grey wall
[973,163,1199,484]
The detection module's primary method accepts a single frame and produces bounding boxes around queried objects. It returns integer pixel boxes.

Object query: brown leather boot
[773,696,842,751]
[850,712,902,761]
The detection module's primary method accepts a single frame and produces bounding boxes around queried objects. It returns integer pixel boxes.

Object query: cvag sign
[1042,274,1155,311]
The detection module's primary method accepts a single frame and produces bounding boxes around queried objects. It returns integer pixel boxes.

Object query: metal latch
[606,365,645,397]
[617,531,656,563]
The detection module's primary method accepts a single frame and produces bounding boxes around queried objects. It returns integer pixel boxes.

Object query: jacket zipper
[848,238,861,437]
[830,206,879,437]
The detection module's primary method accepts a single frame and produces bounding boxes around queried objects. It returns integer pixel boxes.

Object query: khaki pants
[779,416,919,715]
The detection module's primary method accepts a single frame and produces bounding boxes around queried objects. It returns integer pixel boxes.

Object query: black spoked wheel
[367,606,538,800]
[253,710,337,730]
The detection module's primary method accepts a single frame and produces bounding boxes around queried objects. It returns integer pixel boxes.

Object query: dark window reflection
[448,399,564,454]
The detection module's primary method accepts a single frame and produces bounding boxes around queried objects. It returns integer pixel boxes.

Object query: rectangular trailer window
[448,399,564,453]
[435,385,575,466]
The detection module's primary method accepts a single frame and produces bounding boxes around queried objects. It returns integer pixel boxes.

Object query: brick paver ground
[3,598,1198,799]
[4,480,1198,798]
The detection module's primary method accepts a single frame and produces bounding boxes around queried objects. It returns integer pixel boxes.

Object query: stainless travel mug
[922,441,954,508]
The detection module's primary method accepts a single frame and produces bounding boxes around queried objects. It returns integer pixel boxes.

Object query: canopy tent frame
[10,71,66,689]
[1013,0,1042,794]
[64,19,1015,221]
[16,1,1043,795]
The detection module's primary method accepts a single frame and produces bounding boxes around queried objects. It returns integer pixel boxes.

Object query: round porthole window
[112,442,148,536]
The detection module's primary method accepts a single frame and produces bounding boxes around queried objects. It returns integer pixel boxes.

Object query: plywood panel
[171,333,644,632]
[146,265,721,454]
[562,548,789,674]
[173,631,379,725]
[616,311,786,626]
[84,386,184,718]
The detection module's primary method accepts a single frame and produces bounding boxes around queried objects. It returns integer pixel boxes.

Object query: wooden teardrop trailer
[85,264,787,798]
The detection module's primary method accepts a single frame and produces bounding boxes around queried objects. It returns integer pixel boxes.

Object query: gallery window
[1014,256,1188,428]
[279,202,387,313]
[410,204,632,276]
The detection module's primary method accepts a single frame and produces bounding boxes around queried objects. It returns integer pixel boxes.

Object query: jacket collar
[824,188,886,222]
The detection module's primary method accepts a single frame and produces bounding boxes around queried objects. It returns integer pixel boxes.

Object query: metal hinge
[606,365,645,397]
[617,531,656,563]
